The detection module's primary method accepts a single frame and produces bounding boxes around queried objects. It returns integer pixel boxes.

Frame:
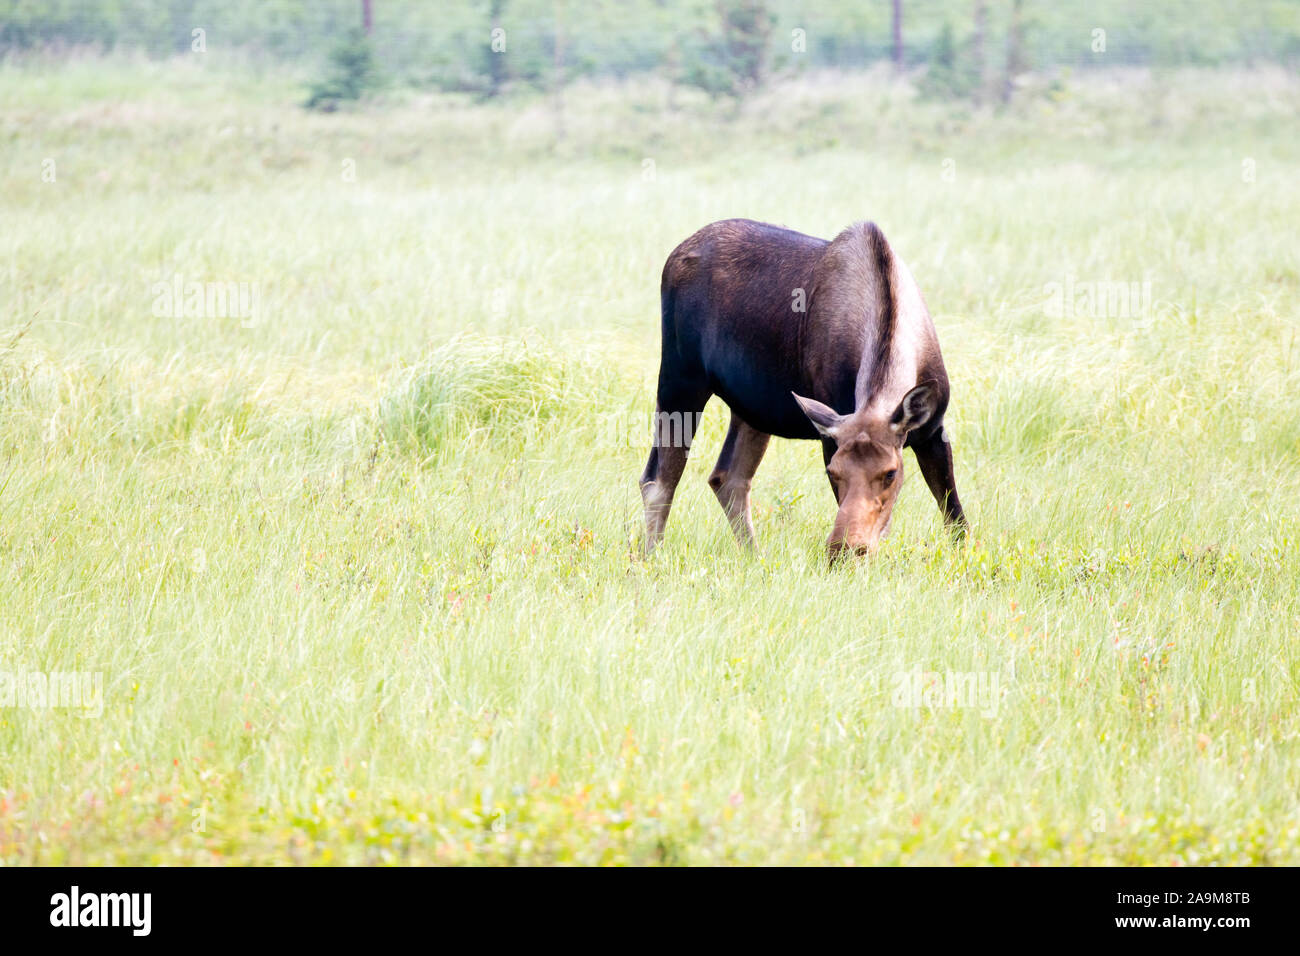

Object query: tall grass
[1,60,1298,864]
[378,335,612,458]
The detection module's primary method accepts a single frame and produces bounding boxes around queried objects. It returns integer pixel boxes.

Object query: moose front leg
[910,423,967,534]
[707,413,770,549]
[640,444,684,556]
[639,393,707,556]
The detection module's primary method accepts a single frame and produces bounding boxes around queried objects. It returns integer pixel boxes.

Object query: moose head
[793,382,941,561]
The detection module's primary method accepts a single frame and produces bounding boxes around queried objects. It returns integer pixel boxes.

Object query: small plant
[771,487,806,522]
[918,21,981,102]
[378,336,577,456]
[678,0,773,101]
[305,28,378,111]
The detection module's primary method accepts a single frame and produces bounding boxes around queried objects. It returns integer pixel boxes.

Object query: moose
[639,218,966,560]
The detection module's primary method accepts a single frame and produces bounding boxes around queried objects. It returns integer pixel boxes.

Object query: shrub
[305,28,378,111]
[918,21,981,102]
[378,336,583,456]
[678,0,774,100]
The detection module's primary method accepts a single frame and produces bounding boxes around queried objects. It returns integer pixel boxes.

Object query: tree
[1004,0,1028,103]
[679,1,774,101]
[892,0,904,71]
[305,28,378,110]
[973,0,987,102]
[485,0,508,99]
[719,0,773,94]
[552,0,566,143]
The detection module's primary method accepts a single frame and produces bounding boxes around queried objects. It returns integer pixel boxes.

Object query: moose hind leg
[911,423,967,534]
[707,413,771,549]
[639,397,706,555]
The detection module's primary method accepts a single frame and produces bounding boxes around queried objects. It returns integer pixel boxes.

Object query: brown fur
[641,218,967,559]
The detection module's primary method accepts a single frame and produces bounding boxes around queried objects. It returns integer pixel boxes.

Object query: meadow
[2,54,1299,864]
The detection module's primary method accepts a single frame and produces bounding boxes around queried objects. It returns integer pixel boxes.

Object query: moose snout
[827,540,874,563]
[826,530,882,563]
[826,501,888,563]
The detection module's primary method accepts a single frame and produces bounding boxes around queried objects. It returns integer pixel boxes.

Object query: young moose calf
[640,218,967,561]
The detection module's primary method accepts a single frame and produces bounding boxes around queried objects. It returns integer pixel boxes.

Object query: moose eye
[882,470,898,486]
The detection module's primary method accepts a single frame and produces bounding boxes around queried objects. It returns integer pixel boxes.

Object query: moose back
[639,218,967,560]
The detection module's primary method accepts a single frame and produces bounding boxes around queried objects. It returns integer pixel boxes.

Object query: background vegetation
[4,1,1300,90]
[1,4,1298,864]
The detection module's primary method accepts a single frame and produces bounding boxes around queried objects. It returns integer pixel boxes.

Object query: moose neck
[851,256,926,421]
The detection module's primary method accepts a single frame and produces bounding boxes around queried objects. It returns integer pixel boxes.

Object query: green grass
[1,57,1299,864]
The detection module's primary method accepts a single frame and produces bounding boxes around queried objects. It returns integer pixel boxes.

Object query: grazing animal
[640,218,966,560]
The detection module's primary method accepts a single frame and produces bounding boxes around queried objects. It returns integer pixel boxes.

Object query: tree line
[4,0,1298,107]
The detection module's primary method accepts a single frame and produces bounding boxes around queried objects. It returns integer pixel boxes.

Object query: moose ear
[793,393,844,439]
[889,382,941,436]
